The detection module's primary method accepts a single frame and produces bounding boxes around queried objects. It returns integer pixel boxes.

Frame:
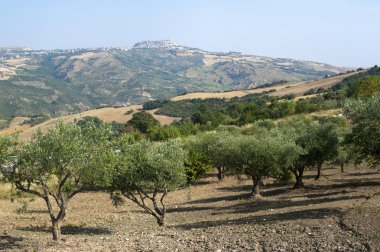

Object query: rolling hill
[0,41,349,120]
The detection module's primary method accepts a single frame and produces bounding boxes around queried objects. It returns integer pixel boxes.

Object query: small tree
[110,139,186,226]
[184,140,213,184]
[312,124,339,179]
[1,121,112,240]
[333,127,356,173]
[127,111,160,133]
[209,132,240,180]
[147,125,180,141]
[236,132,302,198]
[279,118,312,188]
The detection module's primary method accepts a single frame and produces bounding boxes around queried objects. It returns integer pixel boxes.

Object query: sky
[0,0,379,67]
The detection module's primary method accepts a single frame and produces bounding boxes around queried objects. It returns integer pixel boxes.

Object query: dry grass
[0,125,31,136]
[8,117,29,127]
[0,181,13,200]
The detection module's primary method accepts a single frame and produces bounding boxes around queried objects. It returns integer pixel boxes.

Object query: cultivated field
[0,165,379,251]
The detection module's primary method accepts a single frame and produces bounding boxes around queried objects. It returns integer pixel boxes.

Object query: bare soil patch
[1,166,379,251]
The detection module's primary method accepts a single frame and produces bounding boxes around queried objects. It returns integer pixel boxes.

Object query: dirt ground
[0,165,379,252]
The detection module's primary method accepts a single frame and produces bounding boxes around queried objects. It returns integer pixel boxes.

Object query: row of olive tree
[0,121,188,240]
[191,118,346,195]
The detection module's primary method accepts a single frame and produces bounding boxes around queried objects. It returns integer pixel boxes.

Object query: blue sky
[0,0,379,67]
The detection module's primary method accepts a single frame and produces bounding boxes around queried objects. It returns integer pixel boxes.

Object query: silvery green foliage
[1,121,113,240]
[111,139,187,225]
[343,96,380,165]
[344,96,380,124]
[235,130,304,181]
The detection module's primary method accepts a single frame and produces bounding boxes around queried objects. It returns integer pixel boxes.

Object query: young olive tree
[189,132,237,181]
[283,120,340,183]
[110,139,187,226]
[333,127,357,173]
[209,132,241,181]
[1,121,113,240]
[236,132,302,198]
[279,118,313,188]
[307,123,339,180]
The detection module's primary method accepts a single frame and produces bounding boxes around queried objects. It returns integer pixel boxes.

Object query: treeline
[330,65,380,99]
[144,94,338,131]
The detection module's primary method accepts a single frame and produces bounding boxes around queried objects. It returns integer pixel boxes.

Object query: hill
[0,40,349,120]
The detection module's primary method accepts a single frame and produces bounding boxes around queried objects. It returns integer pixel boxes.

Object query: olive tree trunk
[293,167,305,189]
[43,195,67,240]
[250,177,262,198]
[315,162,323,180]
[52,220,61,240]
[217,167,225,181]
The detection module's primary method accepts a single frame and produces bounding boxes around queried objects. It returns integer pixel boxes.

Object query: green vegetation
[330,65,380,99]
[1,121,113,240]
[109,139,187,226]
[127,112,160,133]
[344,96,380,166]
[152,94,336,129]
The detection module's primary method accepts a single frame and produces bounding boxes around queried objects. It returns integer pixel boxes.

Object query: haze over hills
[0,40,349,119]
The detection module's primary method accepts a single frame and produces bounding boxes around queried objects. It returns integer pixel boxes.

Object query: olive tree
[110,139,187,226]
[333,127,357,173]
[344,96,380,166]
[283,121,339,181]
[308,124,339,180]
[209,132,241,180]
[235,132,302,198]
[1,121,113,240]
[189,132,237,181]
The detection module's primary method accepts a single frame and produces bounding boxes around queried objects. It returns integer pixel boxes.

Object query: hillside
[170,71,360,101]
[0,71,360,140]
[0,41,349,120]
